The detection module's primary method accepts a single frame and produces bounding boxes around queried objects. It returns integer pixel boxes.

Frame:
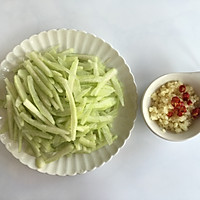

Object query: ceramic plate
[0,29,137,176]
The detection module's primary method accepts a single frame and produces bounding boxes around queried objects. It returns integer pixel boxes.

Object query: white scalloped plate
[0,29,137,176]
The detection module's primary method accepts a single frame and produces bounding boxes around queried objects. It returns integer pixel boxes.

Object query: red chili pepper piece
[178,101,185,107]
[182,92,190,101]
[167,111,174,117]
[187,100,192,105]
[177,112,183,117]
[172,100,187,117]
[191,108,200,118]
[179,85,186,93]
[179,105,187,113]
[171,96,180,107]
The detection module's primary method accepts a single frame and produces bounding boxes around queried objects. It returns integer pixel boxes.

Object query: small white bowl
[0,29,137,176]
[142,72,200,142]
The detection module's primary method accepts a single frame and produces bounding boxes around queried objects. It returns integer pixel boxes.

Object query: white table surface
[1,0,200,199]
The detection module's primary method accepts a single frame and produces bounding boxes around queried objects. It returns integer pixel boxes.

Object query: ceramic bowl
[142,72,200,141]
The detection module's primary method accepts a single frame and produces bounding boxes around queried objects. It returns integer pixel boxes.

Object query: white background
[0,0,200,199]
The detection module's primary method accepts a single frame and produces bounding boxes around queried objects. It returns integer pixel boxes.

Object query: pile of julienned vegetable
[3,47,124,168]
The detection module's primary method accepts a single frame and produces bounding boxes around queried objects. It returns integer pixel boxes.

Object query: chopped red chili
[191,108,200,118]
[171,96,180,107]
[179,85,186,93]
[177,112,183,117]
[187,100,192,105]
[182,92,190,101]
[167,111,174,117]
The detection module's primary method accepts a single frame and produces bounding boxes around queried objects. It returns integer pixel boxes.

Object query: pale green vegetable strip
[54,76,77,141]
[101,125,113,145]
[111,76,124,106]
[89,58,99,76]
[79,137,96,148]
[87,115,113,123]
[45,143,74,164]
[33,66,64,110]
[55,117,69,124]
[52,70,63,77]
[23,99,52,125]
[76,125,89,133]
[92,97,117,110]
[40,139,54,153]
[73,78,81,98]
[47,46,59,59]
[74,140,82,151]
[86,132,96,141]
[15,97,23,109]
[22,129,53,140]
[50,108,70,117]
[17,69,29,79]
[35,85,51,107]
[54,82,63,93]
[18,130,23,152]
[49,98,59,110]
[49,78,55,84]
[78,75,103,83]
[78,146,92,154]
[77,69,90,76]
[75,87,91,102]
[20,112,70,140]
[13,122,18,141]
[79,62,93,70]
[24,132,32,141]
[67,53,97,62]
[68,58,78,91]
[5,86,14,102]
[4,78,18,100]
[14,75,27,101]
[97,85,115,97]
[80,105,93,125]
[52,135,66,147]
[91,68,117,96]
[63,57,77,69]
[27,76,55,125]
[6,95,14,139]
[23,134,41,157]
[52,88,64,111]
[58,56,67,67]
[44,52,57,62]
[96,138,115,150]
[35,156,46,168]
[14,98,26,113]
[14,115,23,129]
[33,66,54,90]
[17,69,29,92]
[28,52,53,77]
[33,136,42,143]
[97,129,103,141]
[24,61,53,98]
[79,98,97,124]
[42,57,71,74]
